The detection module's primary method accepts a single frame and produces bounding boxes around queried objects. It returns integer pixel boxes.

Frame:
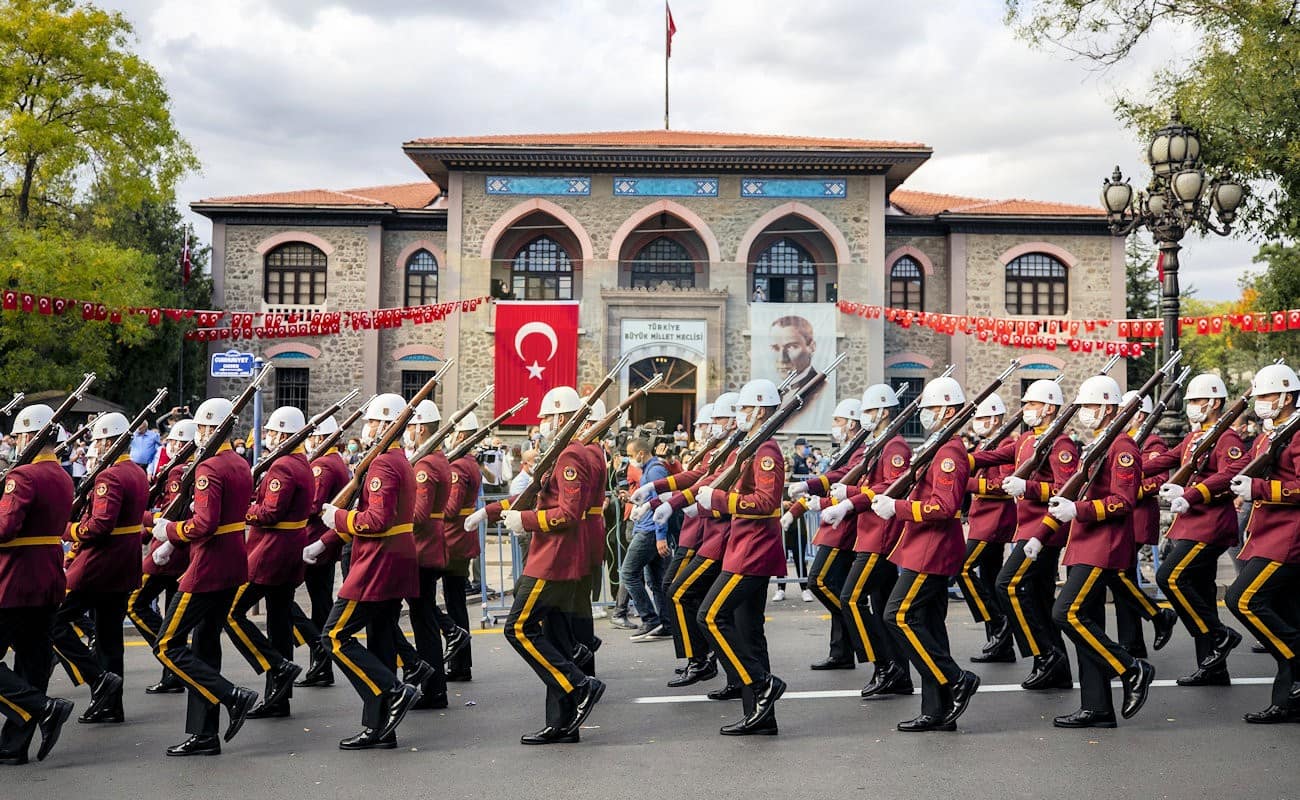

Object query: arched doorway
[629,356,696,433]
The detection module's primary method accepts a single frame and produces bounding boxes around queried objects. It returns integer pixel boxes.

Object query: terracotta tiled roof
[198,181,440,209]
[890,188,1104,217]
[407,130,929,150]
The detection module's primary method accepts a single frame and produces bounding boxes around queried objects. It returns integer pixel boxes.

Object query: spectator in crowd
[69,439,88,481]
[778,438,814,603]
[344,436,363,467]
[129,419,161,468]
[0,433,16,466]
[813,446,831,474]
[752,284,767,303]
[607,451,634,628]
[619,438,673,641]
[155,405,189,438]
[509,448,537,496]
[673,424,689,448]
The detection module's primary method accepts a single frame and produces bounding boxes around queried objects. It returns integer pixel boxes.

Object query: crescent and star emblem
[515,321,558,381]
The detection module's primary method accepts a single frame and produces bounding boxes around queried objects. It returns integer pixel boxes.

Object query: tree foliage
[1124,236,1160,388]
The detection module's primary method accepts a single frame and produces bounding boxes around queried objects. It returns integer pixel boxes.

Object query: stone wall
[377,229,449,398]
[881,233,952,381]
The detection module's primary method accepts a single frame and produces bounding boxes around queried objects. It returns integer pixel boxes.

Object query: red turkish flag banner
[494,301,580,426]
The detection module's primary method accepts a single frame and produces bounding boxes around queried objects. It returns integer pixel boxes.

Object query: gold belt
[110,525,141,536]
[267,520,308,531]
[0,536,62,548]
[733,511,781,520]
[428,513,445,519]
[215,522,245,535]
[354,522,415,539]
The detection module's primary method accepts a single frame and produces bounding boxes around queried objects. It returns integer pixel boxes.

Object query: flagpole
[664,18,670,129]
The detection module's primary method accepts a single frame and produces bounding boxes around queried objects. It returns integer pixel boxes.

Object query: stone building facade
[193,131,1122,439]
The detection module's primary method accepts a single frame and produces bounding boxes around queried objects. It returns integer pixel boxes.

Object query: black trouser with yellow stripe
[226,582,296,706]
[1227,558,1300,708]
[996,542,1067,658]
[1157,540,1229,666]
[1113,553,1159,655]
[698,572,770,717]
[0,606,56,754]
[838,551,902,666]
[1052,566,1137,716]
[443,558,472,674]
[667,553,718,664]
[50,590,129,694]
[324,597,403,729]
[129,573,183,683]
[394,567,448,698]
[808,545,852,662]
[663,546,696,659]
[504,576,586,728]
[885,570,961,718]
[290,560,337,651]
[959,540,1004,625]
[569,569,598,672]
[154,588,240,736]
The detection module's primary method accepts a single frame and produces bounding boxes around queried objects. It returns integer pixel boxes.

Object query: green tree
[1125,237,1159,388]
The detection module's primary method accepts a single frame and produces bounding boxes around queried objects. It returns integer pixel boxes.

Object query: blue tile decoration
[398,354,441,362]
[613,177,720,197]
[740,178,847,199]
[485,176,591,196]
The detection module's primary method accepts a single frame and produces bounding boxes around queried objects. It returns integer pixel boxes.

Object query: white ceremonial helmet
[456,411,480,432]
[11,404,55,436]
[712,392,740,418]
[265,406,306,434]
[860,384,900,411]
[1252,364,1300,396]
[312,415,339,437]
[586,398,607,422]
[194,397,235,427]
[365,393,406,422]
[539,386,582,416]
[1185,373,1228,401]
[832,397,863,421]
[92,412,131,441]
[919,376,965,408]
[694,404,715,425]
[974,392,1007,419]
[1076,375,1122,406]
[737,379,781,408]
[1021,379,1064,406]
[167,419,198,442]
[1121,390,1154,415]
[410,400,441,425]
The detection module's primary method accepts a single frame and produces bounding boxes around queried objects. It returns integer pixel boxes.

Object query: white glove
[830,483,850,502]
[502,510,524,533]
[320,502,342,531]
[151,541,173,566]
[1002,476,1027,498]
[682,504,699,519]
[653,503,674,527]
[463,508,487,531]
[1158,483,1183,505]
[1047,496,1077,522]
[696,486,715,511]
[805,496,823,513]
[658,492,673,502]
[151,518,170,543]
[303,540,326,564]
[788,481,809,499]
[1230,474,1253,501]
[780,512,795,531]
[1023,536,1043,560]
[630,484,656,504]
[820,501,852,527]
[630,502,651,523]
[870,494,896,520]
[1169,497,1190,515]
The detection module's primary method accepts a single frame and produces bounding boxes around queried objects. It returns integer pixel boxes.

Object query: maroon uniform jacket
[1241,428,1300,564]
[0,453,73,607]
[1061,435,1140,570]
[143,458,191,577]
[650,449,716,550]
[805,439,866,550]
[1145,427,1248,547]
[973,429,1078,547]
[443,454,483,562]
[1132,433,1170,547]
[843,435,911,555]
[324,444,418,601]
[708,439,785,577]
[665,449,736,560]
[165,445,252,594]
[244,449,313,586]
[66,456,147,593]
[582,443,608,571]
[507,443,590,581]
[966,444,1017,544]
[886,436,969,576]
[412,451,451,571]
[307,449,350,550]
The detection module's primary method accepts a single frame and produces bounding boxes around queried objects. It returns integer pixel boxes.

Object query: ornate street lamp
[1101,111,1245,411]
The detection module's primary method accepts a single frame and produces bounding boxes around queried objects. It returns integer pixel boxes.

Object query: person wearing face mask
[0,404,77,764]
[1148,373,1250,686]
[1045,376,1156,728]
[820,384,913,698]
[131,419,196,696]
[961,393,1019,664]
[694,378,788,736]
[345,437,362,466]
[868,376,978,732]
[977,379,1078,692]
[440,412,484,682]
[570,399,612,673]
[1226,363,1300,723]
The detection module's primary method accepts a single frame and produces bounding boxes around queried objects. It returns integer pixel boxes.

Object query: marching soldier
[307,393,422,750]
[1227,363,1300,723]
[223,406,312,718]
[868,376,979,732]
[695,378,787,736]
[148,397,259,756]
[51,411,147,723]
[441,412,483,682]
[962,393,1018,663]
[0,404,76,764]
[1046,376,1156,727]
[1150,374,1250,684]
[130,419,196,695]
[573,399,610,673]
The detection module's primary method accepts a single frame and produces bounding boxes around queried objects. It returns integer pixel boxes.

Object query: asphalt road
[7,596,1299,800]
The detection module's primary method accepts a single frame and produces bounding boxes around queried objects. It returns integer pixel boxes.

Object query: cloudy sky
[103,0,1256,300]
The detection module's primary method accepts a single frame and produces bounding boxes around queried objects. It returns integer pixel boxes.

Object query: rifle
[776,370,799,395]
[332,374,441,509]
[446,397,529,462]
[884,360,1021,498]
[511,355,630,512]
[683,431,725,470]
[580,373,664,445]
[1132,367,1191,448]
[69,387,169,520]
[408,383,493,465]
[311,395,373,458]
[0,392,23,418]
[839,367,958,488]
[159,365,273,521]
[1236,407,1300,481]
[55,417,98,458]
[978,411,1024,453]
[1168,390,1251,488]
[252,389,360,484]
[3,373,96,476]
[825,382,912,476]
[1058,350,1185,500]
[1011,354,1123,481]
[148,441,196,508]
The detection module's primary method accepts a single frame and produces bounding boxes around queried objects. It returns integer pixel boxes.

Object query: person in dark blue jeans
[620,438,674,641]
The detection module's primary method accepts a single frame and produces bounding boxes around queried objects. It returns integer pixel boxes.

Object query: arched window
[404,249,439,306]
[890,256,924,311]
[630,237,695,289]
[1005,253,1068,315]
[264,243,327,305]
[512,236,573,300]
[753,238,816,303]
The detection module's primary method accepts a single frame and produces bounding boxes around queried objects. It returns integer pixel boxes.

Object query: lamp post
[1101,112,1245,418]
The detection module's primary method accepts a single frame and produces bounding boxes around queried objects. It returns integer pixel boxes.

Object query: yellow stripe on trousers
[511,579,574,694]
[126,577,157,640]
[671,558,714,660]
[848,554,880,663]
[1116,570,1157,617]
[156,593,220,704]
[705,574,752,685]
[960,541,991,622]
[1236,561,1295,660]
[51,643,85,686]
[1166,542,1209,634]
[894,573,949,685]
[329,600,381,696]
[226,583,272,672]
[671,549,696,583]
[813,549,843,610]
[1067,567,1126,675]
[1005,555,1040,657]
[0,692,31,722]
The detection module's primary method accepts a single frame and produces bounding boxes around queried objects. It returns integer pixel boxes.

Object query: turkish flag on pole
[666,2,677,57]
[495,301,580,426]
